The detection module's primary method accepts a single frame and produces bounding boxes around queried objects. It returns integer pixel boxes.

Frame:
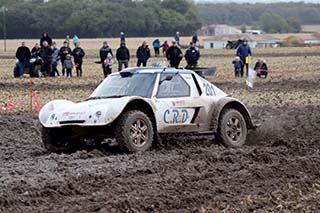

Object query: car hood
[39,97,139,128]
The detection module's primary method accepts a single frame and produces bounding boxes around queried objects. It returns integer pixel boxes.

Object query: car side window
[157,74,190,98]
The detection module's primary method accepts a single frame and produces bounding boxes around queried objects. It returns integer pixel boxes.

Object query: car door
[153,72,206,133]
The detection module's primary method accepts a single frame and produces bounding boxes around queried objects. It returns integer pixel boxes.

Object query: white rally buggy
[39,68,256,153]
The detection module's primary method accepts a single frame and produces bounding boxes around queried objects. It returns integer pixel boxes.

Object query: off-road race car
[14,56,43,78]
[39,68,257,153]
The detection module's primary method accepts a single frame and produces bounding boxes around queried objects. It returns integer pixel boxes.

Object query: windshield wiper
[86,95,126,101]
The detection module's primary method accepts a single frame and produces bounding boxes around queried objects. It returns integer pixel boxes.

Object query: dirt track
[1,76,320,212]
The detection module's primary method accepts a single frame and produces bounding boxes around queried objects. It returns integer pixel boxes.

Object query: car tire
[41,126,78,153]
[216,109,247,148]
[116,110,154,153]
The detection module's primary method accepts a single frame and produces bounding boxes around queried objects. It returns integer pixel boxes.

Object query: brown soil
[0,77,320,212]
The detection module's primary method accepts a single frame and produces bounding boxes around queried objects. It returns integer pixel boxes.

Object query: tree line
[0,0,202,39]
[197,2,320,33]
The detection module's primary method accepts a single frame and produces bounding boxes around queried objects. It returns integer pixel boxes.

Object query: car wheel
[116,110,154,153]
[216,109,247,148]
[41,126,78,153]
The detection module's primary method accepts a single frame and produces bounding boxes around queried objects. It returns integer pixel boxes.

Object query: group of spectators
[16,31,201,79]
[15,32,84,78]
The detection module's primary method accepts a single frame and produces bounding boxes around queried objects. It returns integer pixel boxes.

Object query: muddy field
[0,43,320,212]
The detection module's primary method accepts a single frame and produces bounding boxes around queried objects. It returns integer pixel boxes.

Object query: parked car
[39,67,257,153]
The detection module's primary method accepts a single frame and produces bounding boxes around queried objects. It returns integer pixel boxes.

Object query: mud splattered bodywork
[39,67,255,146]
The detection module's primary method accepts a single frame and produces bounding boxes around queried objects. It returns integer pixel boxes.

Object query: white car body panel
[39,68,253,135]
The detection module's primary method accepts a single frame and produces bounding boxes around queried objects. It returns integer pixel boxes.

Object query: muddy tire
[41,127,77,153]
[216,109,247,148]
[115,110,154,153]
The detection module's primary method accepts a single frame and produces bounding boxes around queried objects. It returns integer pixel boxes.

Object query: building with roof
[197,25,242,36]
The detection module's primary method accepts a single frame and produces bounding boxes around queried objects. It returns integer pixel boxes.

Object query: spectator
[236,39,252,77]
[185,42,200,69]
[232,56,243,78]
[152,39,160,57]
[254,59,268,78]
[166,40,183,68]
[65,34,70,47]
[192,31,199,46]
[116,42,130,71]
[72,42,85,77]
[31,43,41,57]
[136,41,151,67]
[120,32,125,43]
[161,41,169,56]
[15,42,31,77]
[63,54,74,78]
[59,41,72,76]
[73,34,79,47]
[175,32,180,46]
[51,41,60,76]
[39,41,53,76]
[40,32,52,47]
[100,41,113,77]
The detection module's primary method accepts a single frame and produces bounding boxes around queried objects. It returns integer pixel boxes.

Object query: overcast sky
[195,0,320,3]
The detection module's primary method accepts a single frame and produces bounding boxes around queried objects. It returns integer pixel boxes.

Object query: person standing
[100,41,113,77]
[73,34,79,47]
[236,39,252,77]
[192,31,199,46]
[15,42,31,77]
[232,56,243,78]
[73,42,85,77]
[116,42,130,71]
[59,41,72,76]
[136,41,151,67]
[120,32,125,43]
[161,41,169,56]
[51,41,60,76]
[175,32,180,46]
[63,55,74,79]
[152,39,160,57]
[39,41,53,76]
[185,42,200,69]
[40,32,52,47]
[166,40,183,68]
[65,34,70,47]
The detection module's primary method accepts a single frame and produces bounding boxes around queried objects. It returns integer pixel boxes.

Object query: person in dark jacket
[166,41,183,68]
[39,41,53,76]
[192,32,199,46]
[185,42,200,69]
[116,42,130,71]
[40,32,53,48]
[59,41,72,76]
[232,56,243,78]
[236,39,252,77]
[152,39,160,57]
[100,41,113,77]
[72,42,85,77]
[120,32,125,43]
[15,42,31,77]
[254,59,268,78]
[136,41,151,67]
[31,43,40,57]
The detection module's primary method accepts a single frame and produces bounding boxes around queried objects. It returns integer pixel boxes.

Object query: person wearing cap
[236,39,252,77]
[136,41,151,67]
[100,41,113,77]
[116,42,130,71]
[59,41,72,76]
[166,40,183,68]
[185,42,200,69]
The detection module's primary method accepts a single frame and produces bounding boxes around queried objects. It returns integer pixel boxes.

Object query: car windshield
[90,73,157,99]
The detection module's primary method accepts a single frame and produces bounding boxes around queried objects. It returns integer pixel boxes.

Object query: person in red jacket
[161,41,169,56]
